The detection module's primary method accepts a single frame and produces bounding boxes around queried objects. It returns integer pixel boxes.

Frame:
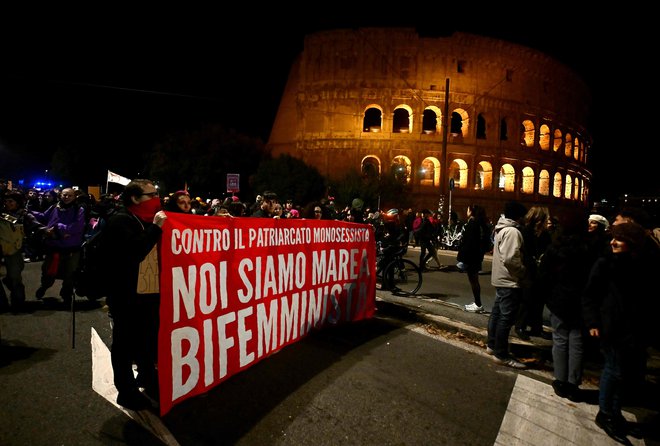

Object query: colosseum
[268,28,592,221]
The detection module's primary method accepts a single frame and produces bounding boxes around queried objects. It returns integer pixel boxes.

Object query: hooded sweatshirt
[491,215,526,288]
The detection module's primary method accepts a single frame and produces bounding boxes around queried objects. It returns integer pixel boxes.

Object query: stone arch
[420,157,441,187]
[573,177,581,200]
[573,135,580,160]
[476,161,493,190]
[499,163,516,192]
[451,108,470,137]
[564,133,573,157]
[449,158,469,189]
[553,172,563,197]
[391,155,412,184]
[553,129,563,152]
[538,169,550,196]
[521,166,535,194]
[361,155,381,178]
[539,124,550,150]
[521,119,535,147]
[363,105,383,132]
[393,104,413,133]
[422,106,442,134]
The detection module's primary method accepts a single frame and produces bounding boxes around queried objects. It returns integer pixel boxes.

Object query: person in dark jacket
[582,222,658,443]
[104,179,166,411]
[515,206,552,340]
[458,204,489,313]
[542,214,590,401]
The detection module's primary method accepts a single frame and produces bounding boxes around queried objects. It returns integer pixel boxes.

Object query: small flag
[107,170,131,186]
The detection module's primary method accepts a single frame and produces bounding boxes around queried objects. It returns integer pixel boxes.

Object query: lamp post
[440,78,450,221]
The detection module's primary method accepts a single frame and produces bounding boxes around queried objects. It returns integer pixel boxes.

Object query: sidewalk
[375,288,660,443]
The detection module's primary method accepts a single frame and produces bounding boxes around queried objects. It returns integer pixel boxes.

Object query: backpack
[74,211,113,300]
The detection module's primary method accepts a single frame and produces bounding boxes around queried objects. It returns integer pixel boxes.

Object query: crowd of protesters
[2,178,660,439]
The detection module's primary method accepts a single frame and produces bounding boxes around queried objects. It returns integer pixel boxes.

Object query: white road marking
[91,327,180,446]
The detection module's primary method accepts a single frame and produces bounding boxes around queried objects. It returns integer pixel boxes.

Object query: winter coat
[456,217,486,266]
[491,216,526,288]
[31,203,85,251]
[542,233,590,327]
[582,251,657,349]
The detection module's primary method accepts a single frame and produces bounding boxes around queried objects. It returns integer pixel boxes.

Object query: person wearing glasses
[31,187,86,305]
[102,179,167,410]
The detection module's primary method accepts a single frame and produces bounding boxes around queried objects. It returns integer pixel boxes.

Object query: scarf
[128,197,161,223]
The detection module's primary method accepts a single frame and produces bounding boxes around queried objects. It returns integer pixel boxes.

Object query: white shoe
[465,303,484,313]
[486,346,494,355]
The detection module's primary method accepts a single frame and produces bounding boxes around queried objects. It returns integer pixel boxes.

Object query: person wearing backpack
[458,204,490,313]
[103,179,167,411]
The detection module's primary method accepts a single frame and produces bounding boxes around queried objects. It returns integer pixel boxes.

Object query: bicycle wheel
[383,258,422,295]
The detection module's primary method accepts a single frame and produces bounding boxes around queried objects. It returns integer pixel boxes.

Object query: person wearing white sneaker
[457,204,491,314]
[465,302,484,313]
[486,201,527,368]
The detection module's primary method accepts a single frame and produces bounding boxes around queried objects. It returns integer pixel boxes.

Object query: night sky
[0,10,654,199]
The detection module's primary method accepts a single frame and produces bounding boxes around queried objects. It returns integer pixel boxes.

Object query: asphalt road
[1,259,520,446]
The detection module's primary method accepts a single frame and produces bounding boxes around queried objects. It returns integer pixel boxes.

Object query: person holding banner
[103,179,167,410]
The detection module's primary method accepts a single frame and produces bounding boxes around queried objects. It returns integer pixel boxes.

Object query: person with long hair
[458,204,490,313]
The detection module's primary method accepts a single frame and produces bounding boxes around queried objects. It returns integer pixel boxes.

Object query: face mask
[129,197,161,222]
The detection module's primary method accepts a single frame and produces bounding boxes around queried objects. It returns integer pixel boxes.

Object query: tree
[250,154,326,205]
[144,123,265,198]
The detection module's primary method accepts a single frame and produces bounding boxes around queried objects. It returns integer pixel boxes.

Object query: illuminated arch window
[521,167,535,194]
[564,174,573,199]
[422,106,442,134]
[553,172,562,197]
[391,155,412,184]
[539,124,550,150]
[538,170,550,196]
[499,163,516,192]
[451,108,470,137]
[564,133,573,157]
[393,104,413,133]
[420,157,440,187]
[449,158,469,189]
[573,136,580,160]
[475,161,493,190]
[581,181,587,203]
[363,106,383,132]
[553,129,563,152]
[573,177,581,200]
[521,120,535,147]
[361,156,381,178]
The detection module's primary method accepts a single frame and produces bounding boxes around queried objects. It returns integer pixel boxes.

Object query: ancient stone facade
[268,28,592,220]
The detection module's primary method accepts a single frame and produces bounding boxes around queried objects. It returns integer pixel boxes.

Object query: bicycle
[375,241,423,295]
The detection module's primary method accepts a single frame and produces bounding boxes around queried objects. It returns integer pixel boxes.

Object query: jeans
[487,287,522,359]
[550,313,583,385]
[599,346,624,417]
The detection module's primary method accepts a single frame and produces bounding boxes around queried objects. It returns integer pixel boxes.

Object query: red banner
[158,213,376,415]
